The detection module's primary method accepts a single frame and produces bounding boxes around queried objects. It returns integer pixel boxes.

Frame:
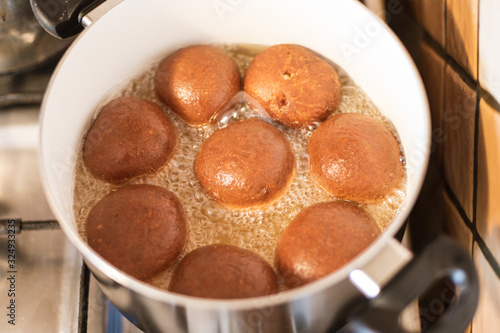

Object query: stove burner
[0,56,59,109]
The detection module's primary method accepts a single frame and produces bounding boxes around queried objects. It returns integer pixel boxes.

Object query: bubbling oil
[72,44,407,289]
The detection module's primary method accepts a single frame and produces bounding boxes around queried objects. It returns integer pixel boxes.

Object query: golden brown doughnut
[308,113,403,202]
[194,118,296,209]
[244,44,342,129]
[276,201,380,288]
[155,45,241,125]
[169,244,279,299]
[83,96,177,184]
[86,184,188,281]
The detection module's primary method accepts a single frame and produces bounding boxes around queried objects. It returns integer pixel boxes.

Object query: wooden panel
[442,65,476,220]
[477,97,500,254]
[446,0,479,79]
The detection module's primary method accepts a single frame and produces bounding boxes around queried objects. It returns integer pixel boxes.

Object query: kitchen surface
[1,0,499,332]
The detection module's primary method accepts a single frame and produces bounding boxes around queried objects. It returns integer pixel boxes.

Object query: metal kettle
[0,0,72,75]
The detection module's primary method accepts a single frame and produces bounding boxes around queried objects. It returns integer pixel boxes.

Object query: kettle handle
[339,236,479,333]
[30,0,105,39]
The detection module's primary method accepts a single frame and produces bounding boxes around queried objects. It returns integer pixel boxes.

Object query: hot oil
[72,44,407,289]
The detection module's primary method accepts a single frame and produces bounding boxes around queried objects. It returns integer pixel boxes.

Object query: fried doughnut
[86,184,188,281]
[276,201,380,288]
[194,118,296,209]
[83,97,176,184]
[155,45,241,125]
[170,244,279,299]
[308,113,403,202]
[244,44,342,128]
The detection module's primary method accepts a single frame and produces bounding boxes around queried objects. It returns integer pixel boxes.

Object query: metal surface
[81,0,124,28]
[0,228,82,332]
[0,57,57,109]
[0,0,72,75]
[0,107,53,217]
[339,237,479,333]
[0,219,60,235]
[0,106,82,332]
[88,274,144,333]
[30,0,106,39]
[0,91,43,108]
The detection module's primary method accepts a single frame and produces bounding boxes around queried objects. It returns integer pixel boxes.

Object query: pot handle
[339,236,479,333]
[30,0,105,38]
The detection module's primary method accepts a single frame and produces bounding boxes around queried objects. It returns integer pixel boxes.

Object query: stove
[0,59,142,333]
